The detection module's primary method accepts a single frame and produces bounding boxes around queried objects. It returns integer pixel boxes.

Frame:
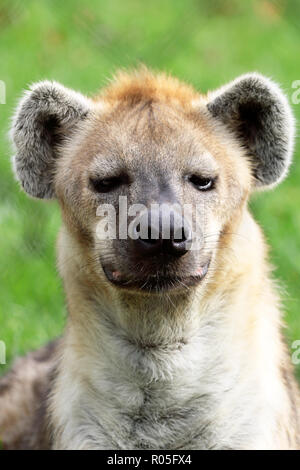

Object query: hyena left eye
[89,176,124,193]
[188,175,215,191]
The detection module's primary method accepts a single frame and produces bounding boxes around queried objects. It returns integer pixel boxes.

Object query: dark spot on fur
[33,339,59,363]
[0,378,11,395]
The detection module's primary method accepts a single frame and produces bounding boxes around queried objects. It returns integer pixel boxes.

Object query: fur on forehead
[95,67,199,108]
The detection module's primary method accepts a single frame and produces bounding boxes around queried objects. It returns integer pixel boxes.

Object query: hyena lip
[102,261,210,293]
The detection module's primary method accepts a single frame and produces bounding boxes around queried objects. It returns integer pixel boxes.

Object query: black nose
[132,207,192,257]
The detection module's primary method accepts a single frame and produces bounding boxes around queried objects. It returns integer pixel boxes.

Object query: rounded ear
[11,81,93,199]
[206,73,295,189]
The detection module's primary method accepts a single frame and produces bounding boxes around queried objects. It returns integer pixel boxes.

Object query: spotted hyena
[0,69,299,449]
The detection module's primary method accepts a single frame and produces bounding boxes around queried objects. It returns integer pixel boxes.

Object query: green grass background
[0,0,299,380]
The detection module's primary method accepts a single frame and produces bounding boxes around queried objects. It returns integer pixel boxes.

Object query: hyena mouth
[101,260,210,293]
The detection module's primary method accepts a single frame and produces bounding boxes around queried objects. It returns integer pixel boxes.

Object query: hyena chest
[122,395,206,449]
[86,380,217,450]
[78,335,259,449]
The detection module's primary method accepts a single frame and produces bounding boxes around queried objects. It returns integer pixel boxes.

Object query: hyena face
[54,100,250,293]
[11,70,294,295]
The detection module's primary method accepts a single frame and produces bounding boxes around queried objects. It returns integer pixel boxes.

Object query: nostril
[133,221,163,255]
[172,230,186,244]
[172,223,191,243]
[173,238,186,245]
[173,232,187,244]
[139,224,159,244]
[140,236,159,246]
[169,224,192,256]
[136,236,162,256]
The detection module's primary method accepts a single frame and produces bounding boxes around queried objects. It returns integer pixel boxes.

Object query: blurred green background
[0,0,299,380]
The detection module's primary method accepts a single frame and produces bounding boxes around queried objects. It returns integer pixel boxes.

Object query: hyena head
[11,69,294,300]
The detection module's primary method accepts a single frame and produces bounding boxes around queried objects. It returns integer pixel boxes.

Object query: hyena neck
[64,274,204,371]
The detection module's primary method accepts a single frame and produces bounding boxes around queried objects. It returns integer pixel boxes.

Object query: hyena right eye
[89,176,126,193]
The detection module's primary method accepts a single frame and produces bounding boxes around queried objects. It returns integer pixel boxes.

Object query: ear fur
[207,73,295,188]
[11,81,92,198]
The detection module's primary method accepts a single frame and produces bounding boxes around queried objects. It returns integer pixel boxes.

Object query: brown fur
[2,68,299,449]
[98,68,199,107]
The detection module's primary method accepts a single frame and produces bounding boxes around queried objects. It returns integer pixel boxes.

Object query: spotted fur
[0,340,59,449]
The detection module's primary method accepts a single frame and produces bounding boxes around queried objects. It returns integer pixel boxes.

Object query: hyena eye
[188,175,215,191]
[89,176,125,193]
